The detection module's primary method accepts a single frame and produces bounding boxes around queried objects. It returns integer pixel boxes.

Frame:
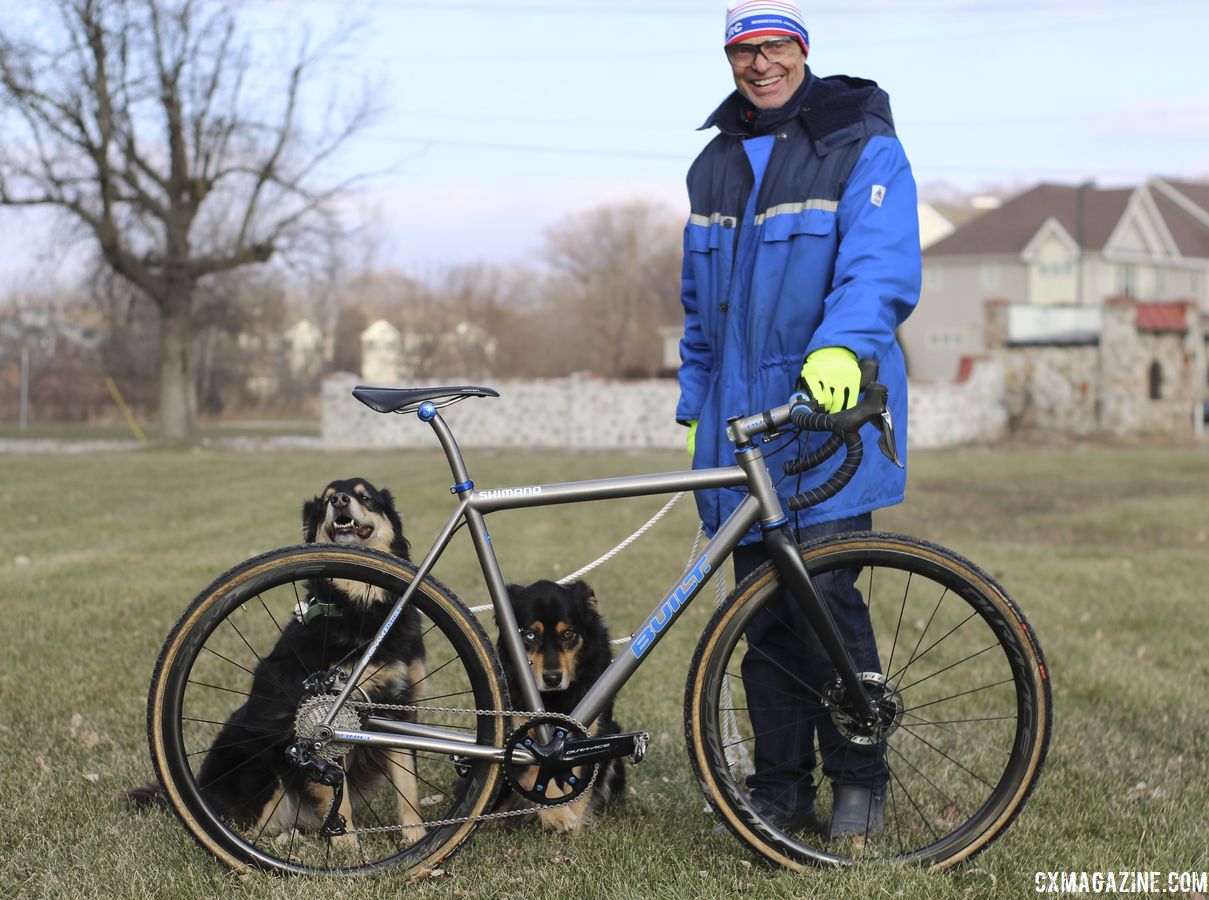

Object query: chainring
[502,715,596,806]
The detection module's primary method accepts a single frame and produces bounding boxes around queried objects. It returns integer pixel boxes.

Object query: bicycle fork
[735,443,881,731]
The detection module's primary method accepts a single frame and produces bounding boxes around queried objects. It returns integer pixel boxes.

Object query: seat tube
[420,405,546,716]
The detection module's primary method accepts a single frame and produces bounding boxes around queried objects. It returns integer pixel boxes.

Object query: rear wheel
[686,533,1051,869]
[148,545,508,875]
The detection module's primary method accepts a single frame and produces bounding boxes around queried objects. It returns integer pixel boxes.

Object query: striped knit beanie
[725,1,809,55]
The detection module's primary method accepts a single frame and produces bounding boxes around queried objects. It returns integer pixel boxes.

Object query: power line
[355,133,1184,180]
[274,0,1206,14]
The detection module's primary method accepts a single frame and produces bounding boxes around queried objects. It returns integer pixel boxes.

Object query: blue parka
[677,71,921,542]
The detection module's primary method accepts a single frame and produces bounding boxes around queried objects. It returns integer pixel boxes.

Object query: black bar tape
[784,433,843,475]
[787,433,863,511]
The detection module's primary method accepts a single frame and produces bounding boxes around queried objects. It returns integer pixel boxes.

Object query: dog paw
[329,832,359,851]
[398,824,427,848]
[539,807,580,834]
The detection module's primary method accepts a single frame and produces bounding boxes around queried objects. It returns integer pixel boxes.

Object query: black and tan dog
[130,478,427,847]
[497,579,626,834]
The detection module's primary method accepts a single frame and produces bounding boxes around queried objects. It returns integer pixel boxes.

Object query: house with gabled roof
[902,178,1209,383]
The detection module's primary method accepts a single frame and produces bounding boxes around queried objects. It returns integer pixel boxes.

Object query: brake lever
[875,405,903,469]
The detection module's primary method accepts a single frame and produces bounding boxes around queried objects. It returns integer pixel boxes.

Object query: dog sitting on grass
[495,579,627,834]
[128,477,427,847]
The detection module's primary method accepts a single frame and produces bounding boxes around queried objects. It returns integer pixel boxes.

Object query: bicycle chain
[336,700,600,833]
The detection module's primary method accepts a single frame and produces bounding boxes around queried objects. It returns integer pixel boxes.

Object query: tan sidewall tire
[685,533,1051,870]
[147,544,507,875]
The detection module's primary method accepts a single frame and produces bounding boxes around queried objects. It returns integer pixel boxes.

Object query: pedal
[630,731,650,765]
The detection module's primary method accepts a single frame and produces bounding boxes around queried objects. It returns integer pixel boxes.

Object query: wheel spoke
[691,538,1048,868]
[151,549,507,874]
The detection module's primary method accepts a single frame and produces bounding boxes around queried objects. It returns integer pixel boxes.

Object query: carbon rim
[150,546,507,875]
[688,534,1050,869]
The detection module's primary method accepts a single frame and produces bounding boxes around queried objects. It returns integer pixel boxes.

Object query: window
[1039,261,1072,277]
[1192,270,1202,300]
[1148,360,1163,401]
[928,330,966,348]
[1116,264,1138,297]
[981,263,999,289]
[925,266,943,290]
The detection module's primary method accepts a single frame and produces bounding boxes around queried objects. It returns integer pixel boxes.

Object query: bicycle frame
[317,403,878,763]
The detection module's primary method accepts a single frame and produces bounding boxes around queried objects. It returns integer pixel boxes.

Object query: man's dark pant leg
[736,513,887,815]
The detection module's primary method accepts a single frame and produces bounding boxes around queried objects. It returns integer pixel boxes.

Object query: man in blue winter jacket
[678,1,921,839]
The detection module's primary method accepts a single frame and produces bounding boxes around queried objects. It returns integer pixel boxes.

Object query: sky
[3,0,1208,286]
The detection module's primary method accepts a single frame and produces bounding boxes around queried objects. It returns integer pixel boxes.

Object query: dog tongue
[356,525,373,539]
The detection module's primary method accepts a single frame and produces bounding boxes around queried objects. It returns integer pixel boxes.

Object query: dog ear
[378,488,411,559]
[571,580,597,612]
[301,496,324,542]
[495,584,525,628]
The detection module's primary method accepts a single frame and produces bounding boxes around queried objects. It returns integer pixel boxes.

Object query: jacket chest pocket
[760,208,836,242]
[686,221,729,253]
[685,221,734,345]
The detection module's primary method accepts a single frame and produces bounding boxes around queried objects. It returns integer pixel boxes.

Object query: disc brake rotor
[826,671,904,746]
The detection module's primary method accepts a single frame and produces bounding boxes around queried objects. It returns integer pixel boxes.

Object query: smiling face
[728,34,807,110]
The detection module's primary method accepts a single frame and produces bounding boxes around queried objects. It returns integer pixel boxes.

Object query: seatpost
[418,402,473,490]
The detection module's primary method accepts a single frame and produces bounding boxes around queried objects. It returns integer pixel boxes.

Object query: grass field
[2,440,1208,898]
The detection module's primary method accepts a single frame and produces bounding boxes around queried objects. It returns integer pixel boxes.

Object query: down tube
[571,494,761,728]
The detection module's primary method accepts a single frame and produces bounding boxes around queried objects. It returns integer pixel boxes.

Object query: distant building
[358,319,497,384]
[283,319,324,379]
[917,199,992,250]
[903,178,1209,382]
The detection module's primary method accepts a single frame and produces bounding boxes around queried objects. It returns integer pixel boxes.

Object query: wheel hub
[825,671,904,745]
[293,693,364,762]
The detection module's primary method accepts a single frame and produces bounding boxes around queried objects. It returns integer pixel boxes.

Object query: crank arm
[559,731,650,767]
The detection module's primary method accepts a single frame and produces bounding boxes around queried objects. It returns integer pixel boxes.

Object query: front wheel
[148,545,509,875]
[686,533,1051,869]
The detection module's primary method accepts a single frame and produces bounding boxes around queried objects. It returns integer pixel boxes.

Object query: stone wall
[1002,344,1100,434]
[908,357,1008,448]
[323,373,685,450]
[323,369,1008,451]
[1098,297,1202,436]
[988,295,1204,437]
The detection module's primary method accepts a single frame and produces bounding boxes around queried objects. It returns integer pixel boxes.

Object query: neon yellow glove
[686,420,698,458]
[800,347,860,413]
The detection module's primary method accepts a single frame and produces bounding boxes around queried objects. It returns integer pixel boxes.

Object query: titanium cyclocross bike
[146,369,1051,876]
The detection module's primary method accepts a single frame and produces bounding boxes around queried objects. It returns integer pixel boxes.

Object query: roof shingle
[925,183,1132,257]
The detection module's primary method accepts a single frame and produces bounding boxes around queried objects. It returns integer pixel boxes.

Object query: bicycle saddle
[353,385,500,414]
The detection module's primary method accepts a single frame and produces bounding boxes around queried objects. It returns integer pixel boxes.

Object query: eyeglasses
[724,37,800,68]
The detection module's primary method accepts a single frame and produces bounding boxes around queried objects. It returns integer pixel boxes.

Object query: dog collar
[297,597,344,625]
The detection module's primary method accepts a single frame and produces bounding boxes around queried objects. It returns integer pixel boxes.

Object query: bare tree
[0,0,375,440]
[541,200,683,377]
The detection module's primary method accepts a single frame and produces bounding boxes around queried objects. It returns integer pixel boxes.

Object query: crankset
[502,716,650,806]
